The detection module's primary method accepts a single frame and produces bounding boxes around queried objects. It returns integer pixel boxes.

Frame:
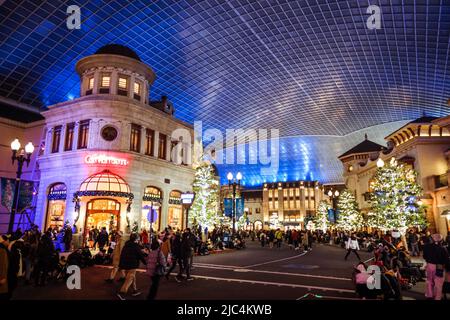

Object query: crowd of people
[1,223,450,300]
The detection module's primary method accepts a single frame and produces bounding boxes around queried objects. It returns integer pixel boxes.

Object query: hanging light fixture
[376,158,385,167]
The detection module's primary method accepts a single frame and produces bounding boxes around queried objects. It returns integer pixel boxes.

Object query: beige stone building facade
[339,116,450,236]
[34,45,195,239]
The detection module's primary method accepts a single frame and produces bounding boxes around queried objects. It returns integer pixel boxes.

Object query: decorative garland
[73,191,134,199]
[47,192,67,200]
[142,194,162,203]
[169,197,182,205]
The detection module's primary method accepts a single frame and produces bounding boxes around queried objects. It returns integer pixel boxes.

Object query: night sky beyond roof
[0,1,449,185]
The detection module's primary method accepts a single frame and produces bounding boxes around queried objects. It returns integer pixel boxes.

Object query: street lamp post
[181,191,195,229]
[326,189,340,216]
[227,172,242,235]
[8,138,35,234]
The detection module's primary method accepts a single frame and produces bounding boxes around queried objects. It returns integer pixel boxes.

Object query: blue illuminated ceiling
[1,1,449,185]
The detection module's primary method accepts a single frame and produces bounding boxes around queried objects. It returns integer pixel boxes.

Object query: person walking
[34,231,55,286]
[105,231,125,283]
[116,233,147,300]
[180,228,195,281]
[165,231,183,282]
[268,230,275,249]
[140,229,149,247]
[407,229,419,257]
[0,235,11,300]
[97,227,109,251]
[145,240,167,300]
[301,231,309,252]
[344,234,361,261]
[92,227,99,249]
[63,225,73,252]
[423,233,449,300]
[259,231,267,247]
[291,229,299,250]
[275,228,283,249]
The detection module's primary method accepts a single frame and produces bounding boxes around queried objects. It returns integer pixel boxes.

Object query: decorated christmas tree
[336,189,364,231]
[189,161,220,231]
[367,157,427,235]
[314,200,332,232]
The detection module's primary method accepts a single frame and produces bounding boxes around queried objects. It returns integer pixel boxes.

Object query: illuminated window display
[168,190,182,230]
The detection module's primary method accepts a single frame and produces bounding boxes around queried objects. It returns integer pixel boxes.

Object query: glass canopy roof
[1,1,449,185]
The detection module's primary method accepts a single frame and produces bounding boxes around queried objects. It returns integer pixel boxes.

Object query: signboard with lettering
[84,154,129,166]
[181,192,195,205]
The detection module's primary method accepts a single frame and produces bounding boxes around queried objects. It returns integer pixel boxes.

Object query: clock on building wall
[101,126,118,141]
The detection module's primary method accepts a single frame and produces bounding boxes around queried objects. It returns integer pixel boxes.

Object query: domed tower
[75,44,156,105]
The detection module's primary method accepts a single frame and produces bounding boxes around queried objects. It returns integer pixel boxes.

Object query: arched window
[142,186,162,231]
[168,190,183,230]
[46,183,67,230]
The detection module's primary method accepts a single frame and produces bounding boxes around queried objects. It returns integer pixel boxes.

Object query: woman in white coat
[345,234,361,261]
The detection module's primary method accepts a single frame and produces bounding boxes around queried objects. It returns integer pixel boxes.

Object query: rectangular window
[145,128,154,156]
[64,123,75,151]
[77,120,90,149]
[88,77,94,89]
[130,124,141,152]
[101,75,110,87]
[118,77,128,89]
[52,125,62,153]
[133,82,141,101]
[134,82,140,95]
[158,133,167,160]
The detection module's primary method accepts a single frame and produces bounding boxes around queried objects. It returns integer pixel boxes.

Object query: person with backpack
[116,233,146,300]
[274,229,283,249]
[145,240,167,300]
[345,234,361,261]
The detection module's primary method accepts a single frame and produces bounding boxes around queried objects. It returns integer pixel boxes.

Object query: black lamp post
[227,172,242,235]
[8,138,35,234]
[181,191,195,229]
[327,189,340,209]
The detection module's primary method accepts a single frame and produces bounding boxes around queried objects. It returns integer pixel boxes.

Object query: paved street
[12,241,426,300]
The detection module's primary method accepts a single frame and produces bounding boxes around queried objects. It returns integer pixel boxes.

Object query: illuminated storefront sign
[84,154,129,166]
[181,192,195,205]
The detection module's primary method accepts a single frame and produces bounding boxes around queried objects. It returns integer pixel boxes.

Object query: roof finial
[364,133,368,140]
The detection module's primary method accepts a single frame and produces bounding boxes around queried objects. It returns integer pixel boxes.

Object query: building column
[59,124,66,152]
[110,69,118,95]
[166,135,172,161]
[44,127,53,155]
[140,126,146,154]
[300,184,306,217]
[87,120,99,149]
[128,74,136,99]
[160,188,170,229]
[93,69,100,94]
[153,130,159,158]
[72,121,80,151]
